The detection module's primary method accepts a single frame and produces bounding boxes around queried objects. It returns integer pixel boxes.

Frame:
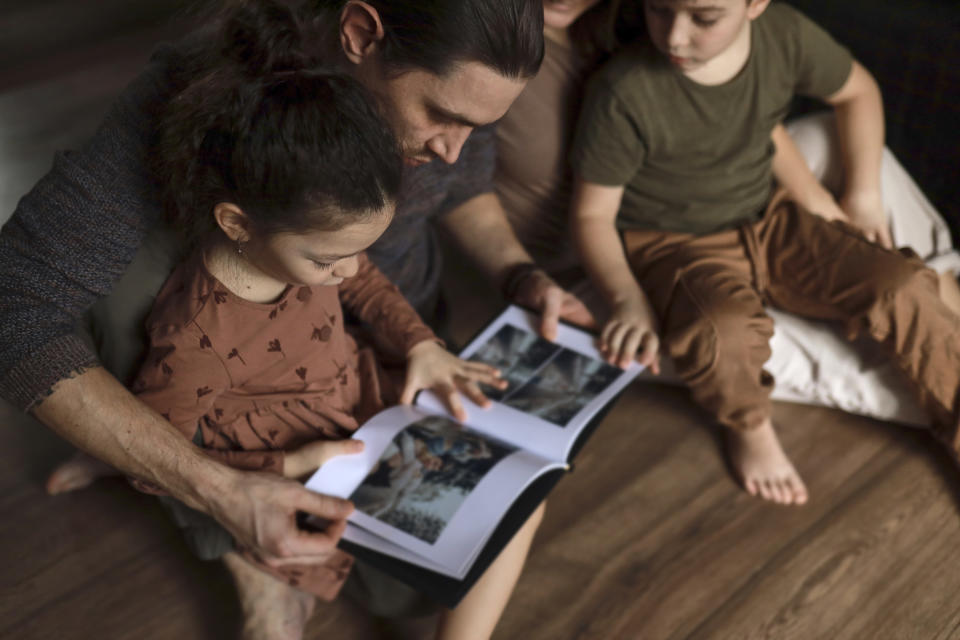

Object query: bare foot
[45,451,118,495]
[726,420,808,505]
[222,551,316,640]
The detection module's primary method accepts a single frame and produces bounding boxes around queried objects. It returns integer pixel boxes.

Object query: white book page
[417,306,643,462]
[306,404,562,577]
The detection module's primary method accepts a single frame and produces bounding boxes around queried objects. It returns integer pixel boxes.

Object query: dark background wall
[1,0,957,237]
[788,0,960,243]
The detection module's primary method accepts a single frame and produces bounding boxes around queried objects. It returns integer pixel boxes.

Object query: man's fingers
[539,287,563,341]
[561,297,597,329]
[264,517,349,568]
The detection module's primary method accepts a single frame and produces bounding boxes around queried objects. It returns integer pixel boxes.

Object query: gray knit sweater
[0,43,494,411]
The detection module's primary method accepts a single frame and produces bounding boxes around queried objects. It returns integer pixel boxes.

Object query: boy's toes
[785,475,809,505]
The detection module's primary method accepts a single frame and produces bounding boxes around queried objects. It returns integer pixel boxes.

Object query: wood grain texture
[3,3,960,639]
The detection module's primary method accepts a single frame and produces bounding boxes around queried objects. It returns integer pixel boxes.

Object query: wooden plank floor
[4,4,960,639]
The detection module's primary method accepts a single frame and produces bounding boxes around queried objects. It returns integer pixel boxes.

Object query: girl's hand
[282,439,365,480]
[601,296,661,373]
[400,341,507,421]
[840,188,892,248]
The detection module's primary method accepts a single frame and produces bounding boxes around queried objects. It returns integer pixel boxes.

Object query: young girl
[112,2,544,638]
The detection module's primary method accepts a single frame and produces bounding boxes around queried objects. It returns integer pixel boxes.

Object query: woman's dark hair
[308,0,545,78]
[570,0,647,64]
[155,0,402,246]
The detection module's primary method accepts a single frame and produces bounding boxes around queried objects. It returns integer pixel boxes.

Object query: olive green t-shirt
[571,3,853,234]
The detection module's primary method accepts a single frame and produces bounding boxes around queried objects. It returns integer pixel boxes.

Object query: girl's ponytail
[220,0,308,77]
[155,0,401,248]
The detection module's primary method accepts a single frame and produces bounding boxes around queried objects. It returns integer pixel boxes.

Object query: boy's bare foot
[222,551,316,640]
[45,451,118,495]
[726,420,808,505]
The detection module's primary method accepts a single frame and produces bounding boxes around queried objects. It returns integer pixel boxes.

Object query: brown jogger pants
[623,192,960,447]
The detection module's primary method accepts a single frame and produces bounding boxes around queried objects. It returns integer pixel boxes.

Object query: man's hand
[840,188,892,248]
[400,340,506,421]
[214,470,355,568]
[510,267,595,341]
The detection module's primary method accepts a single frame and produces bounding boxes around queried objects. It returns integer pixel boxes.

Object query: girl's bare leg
[46,451,118,494]
[222,551,316,640]
[434,502,546,640]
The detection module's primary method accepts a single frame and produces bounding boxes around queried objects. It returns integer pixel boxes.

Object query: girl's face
[543,0,604,32]
[644,0,761,72]
[243,210,393,288]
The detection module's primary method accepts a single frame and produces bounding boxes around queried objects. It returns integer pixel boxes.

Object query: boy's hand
[840,189,893,248]
[400,341,507,421]
[601,296,661,373]
[282,439,365,479]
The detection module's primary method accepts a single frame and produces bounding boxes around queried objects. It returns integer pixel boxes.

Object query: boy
[570,0,960,505]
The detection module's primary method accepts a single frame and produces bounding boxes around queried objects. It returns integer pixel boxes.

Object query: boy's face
[245,208,394,289]
[643,0,763,72]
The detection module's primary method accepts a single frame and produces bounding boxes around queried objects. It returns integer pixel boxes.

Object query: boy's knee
[866,258,937,310]
[664,298,772,385]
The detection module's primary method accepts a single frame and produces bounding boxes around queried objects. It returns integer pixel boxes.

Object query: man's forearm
[32,366,232,513]
[440,193,535,286]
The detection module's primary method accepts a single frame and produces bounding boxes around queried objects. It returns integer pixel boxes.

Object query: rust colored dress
[131,251,436,600]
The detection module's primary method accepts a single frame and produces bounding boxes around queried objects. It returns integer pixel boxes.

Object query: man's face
[365,61,527,167]
[644,0,754,72]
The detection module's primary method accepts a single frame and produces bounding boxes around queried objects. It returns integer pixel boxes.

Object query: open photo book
[305,305,642,606]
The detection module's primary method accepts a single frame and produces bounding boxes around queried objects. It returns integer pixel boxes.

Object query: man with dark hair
[0,0,586,635]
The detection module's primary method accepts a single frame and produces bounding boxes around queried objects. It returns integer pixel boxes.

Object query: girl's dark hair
[308,0,544,78]
[155,0,402,246]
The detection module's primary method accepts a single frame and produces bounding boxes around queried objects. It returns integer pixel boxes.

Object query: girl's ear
[340,1,385,65]
[213,202,252,243]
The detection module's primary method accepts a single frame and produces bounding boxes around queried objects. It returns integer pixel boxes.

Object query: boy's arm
[824,60,891,247]
[770,123,846,222]
[571,178,659,372]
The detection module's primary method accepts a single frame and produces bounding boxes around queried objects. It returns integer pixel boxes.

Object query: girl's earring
[237,239,246,257]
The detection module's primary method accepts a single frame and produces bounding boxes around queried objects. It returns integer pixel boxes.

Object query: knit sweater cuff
[0,334,101,412]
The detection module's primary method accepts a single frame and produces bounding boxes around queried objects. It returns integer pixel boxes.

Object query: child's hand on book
[601,296,661,372]
[401,341,507,421]
[282,438,365,480]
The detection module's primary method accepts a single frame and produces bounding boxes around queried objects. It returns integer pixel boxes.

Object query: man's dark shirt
[0,41,494,410]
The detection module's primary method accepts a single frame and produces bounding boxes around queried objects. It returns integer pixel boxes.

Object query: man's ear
[746,0,772,21]
[340,1,385,65]
[213,202,252,243]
